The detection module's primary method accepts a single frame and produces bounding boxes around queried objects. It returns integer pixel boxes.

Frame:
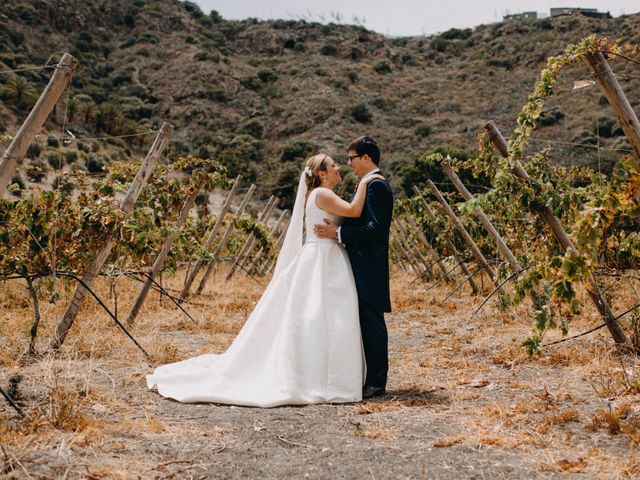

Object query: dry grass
[2,267,640,477]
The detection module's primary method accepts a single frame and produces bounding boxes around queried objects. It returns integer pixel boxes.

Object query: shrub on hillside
[373,61,392,74]
[47,135,59,148]
[431,37,450,53]
[257,69,278,83]
[280,140,317,162]
[26,142,41,159]
[486,58,513,70]
[65,151,78,164]
[85,154,108,173]
[239,120,264,139]
[320,44,339,56]
[414,124,432,137]
[440,28,472,40]
[349,102,372,123]
[183,1,203,18]
[241,76,262,91]
[270,162,302,210]
[571,130,598,146]
[536,107,565,127]
[346,71,359,84]
[594,116,623,138]
[122,14,135,28]
[8,3,40,25]
[47,152,63,169]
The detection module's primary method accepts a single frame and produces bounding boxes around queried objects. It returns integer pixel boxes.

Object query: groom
[314,136,393,399]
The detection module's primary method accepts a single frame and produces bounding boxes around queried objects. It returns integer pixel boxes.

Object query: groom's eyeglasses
[348,154,362,161]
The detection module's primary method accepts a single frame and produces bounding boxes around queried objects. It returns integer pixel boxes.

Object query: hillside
[1,0,640,205]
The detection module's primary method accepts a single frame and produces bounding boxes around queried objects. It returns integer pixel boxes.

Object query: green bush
[8,3,40,25]
[349,102,372,123]
[85,154,108,173]
[373,61,392,74]
[431,37,450,52]
[183,1,203,17]
[47,152,63,169]
[280,140,317,162]
[270,162,302,210]
[240,76,262,91]
[486,58,513,70]
[440,28,472,40]
[65,150,78,164]
[346,71,359,84]
[239,119,264,139]
[320,44,339,56]
[257,69,278,83]
[26,142,41,159]
[594,116,623,138]
[572,130,598,146]
[415,124,432,137]
[122,14,135,28]
[47,135,59,148]
[536,107,565,127]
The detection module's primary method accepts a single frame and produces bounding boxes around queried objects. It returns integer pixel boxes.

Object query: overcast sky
[195,1,640,36]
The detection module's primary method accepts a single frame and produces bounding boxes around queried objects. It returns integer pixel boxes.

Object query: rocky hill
[1,0,640,205]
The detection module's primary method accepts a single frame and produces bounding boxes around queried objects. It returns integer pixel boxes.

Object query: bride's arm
[315,175,383,218]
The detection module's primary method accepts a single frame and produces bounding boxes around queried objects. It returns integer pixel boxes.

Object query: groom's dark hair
[348,136,380,165]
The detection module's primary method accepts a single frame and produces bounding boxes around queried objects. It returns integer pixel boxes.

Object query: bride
[147,153,383,407]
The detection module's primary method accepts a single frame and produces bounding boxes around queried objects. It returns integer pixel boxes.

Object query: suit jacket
[341,176,393,313]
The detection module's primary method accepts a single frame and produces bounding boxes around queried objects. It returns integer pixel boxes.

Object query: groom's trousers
[359,300,388,388]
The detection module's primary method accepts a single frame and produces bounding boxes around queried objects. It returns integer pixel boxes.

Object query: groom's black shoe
[362,385,385,399]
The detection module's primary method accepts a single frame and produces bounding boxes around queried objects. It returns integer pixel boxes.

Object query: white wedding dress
[147,187,364,407]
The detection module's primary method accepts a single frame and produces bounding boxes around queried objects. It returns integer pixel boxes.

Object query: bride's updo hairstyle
[304,154,329,191]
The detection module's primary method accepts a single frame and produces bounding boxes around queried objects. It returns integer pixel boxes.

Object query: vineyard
[1,32,640,478]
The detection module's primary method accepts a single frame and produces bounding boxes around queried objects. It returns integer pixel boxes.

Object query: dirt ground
[1,268,640,479]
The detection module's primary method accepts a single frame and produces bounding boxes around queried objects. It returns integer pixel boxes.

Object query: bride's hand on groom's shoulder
[359,174,385,187]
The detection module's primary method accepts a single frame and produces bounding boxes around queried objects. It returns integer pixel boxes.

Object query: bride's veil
[273,168,308,276]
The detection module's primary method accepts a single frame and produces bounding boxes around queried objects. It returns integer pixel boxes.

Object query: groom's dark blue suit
[341,175,393,389]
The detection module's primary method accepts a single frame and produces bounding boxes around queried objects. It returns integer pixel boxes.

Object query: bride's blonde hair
[304,154,329,191]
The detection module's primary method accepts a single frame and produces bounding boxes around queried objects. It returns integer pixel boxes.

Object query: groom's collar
[361,168,380,180]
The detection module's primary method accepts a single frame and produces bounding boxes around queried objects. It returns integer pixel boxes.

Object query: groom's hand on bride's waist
[314,218,338,239]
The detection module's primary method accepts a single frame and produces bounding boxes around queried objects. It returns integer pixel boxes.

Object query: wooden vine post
[50,122,174,350]
[392,220,423,275]
[395,218,433,278]
[179,176,243,299]
[258,218,290,276]
[0,53,78,195]
[584,51,640,166]
[484,120,629,345]
[404,213,449,277]
[426,180,506,295]
[247,209,287,274]
[441,162,542,307]
[412,185,479,294]
[125,166,211,325]
[225,196,278,281]
[191,184,257,296]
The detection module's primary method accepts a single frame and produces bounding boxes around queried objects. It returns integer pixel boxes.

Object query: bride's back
[305,188,339,243]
